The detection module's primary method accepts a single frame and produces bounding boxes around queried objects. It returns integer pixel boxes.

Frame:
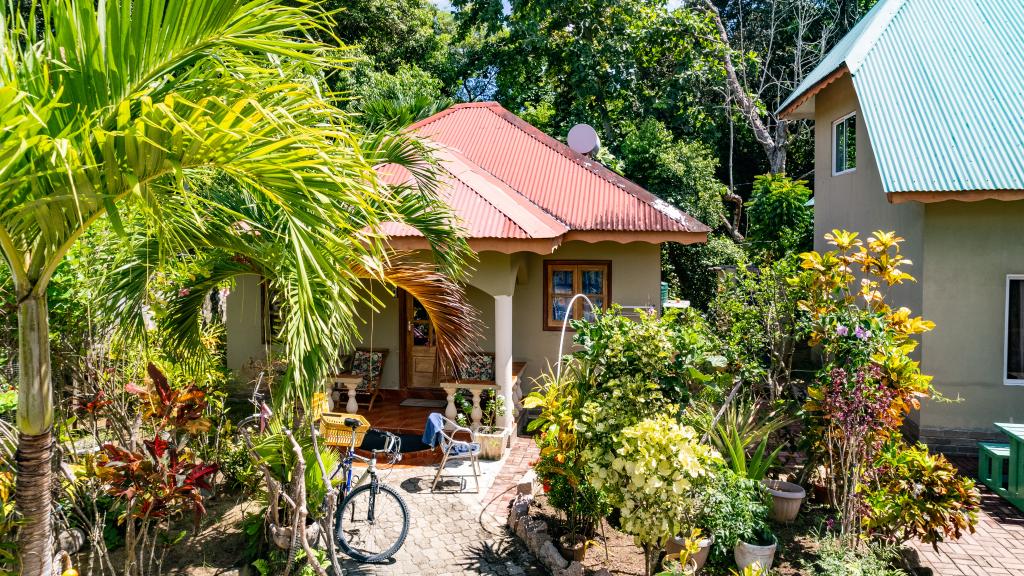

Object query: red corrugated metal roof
[377,102,708,251]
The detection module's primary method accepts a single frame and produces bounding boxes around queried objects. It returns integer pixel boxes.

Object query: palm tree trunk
[15,293,54,576]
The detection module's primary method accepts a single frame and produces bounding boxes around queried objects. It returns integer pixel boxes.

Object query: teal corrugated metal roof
[779,0,1024,194]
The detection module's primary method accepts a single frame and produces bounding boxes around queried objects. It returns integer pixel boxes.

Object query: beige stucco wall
[225,274,267,375]
[920,201,1024,432]
[813,75,925,318]
[349,283,402,389]
[509,241,663,388]
[224,241,663,391]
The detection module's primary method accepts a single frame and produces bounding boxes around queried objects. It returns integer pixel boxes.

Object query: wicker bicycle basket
[319,412,370,448]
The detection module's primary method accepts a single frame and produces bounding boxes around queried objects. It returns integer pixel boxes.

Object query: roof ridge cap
[846,0,909,73]
[434,147,568,239]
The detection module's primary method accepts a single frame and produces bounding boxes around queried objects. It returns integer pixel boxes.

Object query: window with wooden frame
[543,261,611,330]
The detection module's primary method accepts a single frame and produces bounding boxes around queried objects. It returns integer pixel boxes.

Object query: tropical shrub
[790,230,941,537]
[707,256,806,401]
[572,306,729,404]
[693,468,771,564]
[525,365,609,539]
[693,396,794,480]
[71,363,220,576]
[745,173,813,259]
[587,414,720,576]
[863,440,980,547]
[577,376,673,463]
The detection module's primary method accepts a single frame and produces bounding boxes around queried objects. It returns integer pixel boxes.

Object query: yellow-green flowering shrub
[588,413,720,575]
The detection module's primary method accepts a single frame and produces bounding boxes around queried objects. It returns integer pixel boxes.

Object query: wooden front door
[401,291,440,389]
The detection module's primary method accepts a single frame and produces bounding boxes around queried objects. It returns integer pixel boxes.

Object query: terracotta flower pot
[734,534,777,571]
[762,479,806,523]
[665,534,714,572]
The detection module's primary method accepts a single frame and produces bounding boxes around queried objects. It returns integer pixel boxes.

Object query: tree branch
[701,0,788,173]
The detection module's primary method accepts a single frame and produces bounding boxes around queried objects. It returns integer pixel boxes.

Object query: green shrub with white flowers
[587,413,721,575]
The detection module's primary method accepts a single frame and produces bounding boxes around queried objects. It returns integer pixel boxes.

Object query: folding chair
[429,415,482,492]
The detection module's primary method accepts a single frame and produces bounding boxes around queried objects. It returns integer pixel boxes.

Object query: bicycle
[237,370,273,436]
[325,415,410,563]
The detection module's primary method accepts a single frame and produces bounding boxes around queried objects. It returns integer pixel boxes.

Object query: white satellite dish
[567,124,600,155]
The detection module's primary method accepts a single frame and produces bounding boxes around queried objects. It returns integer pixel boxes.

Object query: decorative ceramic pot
[762,479,806,523]
[665,533,714,571]
[477,426,510,460]
[734,534,777,571]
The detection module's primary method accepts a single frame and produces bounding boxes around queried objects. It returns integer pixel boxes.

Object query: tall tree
[453,0,724,144]
[699,0,878,175]
[0,1,468,571]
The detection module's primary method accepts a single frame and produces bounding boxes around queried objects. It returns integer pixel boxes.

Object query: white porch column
[494,294,514,430]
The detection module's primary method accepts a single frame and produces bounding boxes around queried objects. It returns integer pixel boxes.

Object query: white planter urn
[734,534,777,572]
[762,479,806,523]
[477,426,510,460]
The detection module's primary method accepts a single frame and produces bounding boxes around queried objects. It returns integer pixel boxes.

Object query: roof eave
[385,229,708,255]
[888,189,1024,204]
[778,66,850,119]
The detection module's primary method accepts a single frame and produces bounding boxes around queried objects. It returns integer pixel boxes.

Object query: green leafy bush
[219,431,261,495]
[863,441,980,547]
[577,376,672,462]
[803,536,907,576]
[572,306,729,404]
[745,173,813,259]
[693,468,771,563]
[587,414,720,575]
[707,256,805,399]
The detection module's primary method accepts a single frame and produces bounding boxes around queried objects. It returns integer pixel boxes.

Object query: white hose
[555,293,595,381]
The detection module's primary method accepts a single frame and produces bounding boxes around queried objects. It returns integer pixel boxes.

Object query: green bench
[978,442,1010,491]
[980,423,1024,512]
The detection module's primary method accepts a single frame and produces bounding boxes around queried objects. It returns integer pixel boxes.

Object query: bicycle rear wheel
[335,482,409,563]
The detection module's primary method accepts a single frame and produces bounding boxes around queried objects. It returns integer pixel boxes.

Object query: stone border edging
[506,470,612,576]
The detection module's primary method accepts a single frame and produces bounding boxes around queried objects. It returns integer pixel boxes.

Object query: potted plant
[734,526,778,571]
[474,391,509,460]
[659,529,704,575]
[762,478,806,522]
[693,469,771,568]
[558,533,589,562]
[665,531,714,572]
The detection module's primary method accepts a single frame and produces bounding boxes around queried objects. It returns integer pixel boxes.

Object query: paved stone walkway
[910,456,1024,576]
[338,439,545,576]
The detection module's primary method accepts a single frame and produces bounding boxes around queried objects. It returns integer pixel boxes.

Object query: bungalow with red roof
[224,102,708,431]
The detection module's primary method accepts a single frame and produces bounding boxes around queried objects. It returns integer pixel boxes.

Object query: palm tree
[0,1,470,571]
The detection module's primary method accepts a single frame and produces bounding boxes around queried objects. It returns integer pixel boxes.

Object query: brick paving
[483,436,541,514]
[910,456,1024,576]
[338,436,545,576]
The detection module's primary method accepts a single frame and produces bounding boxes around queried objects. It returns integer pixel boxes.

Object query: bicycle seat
[344,417,362,429]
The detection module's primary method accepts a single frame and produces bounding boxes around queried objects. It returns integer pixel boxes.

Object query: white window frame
[831,111,857,176]
[1004,274,1024,385]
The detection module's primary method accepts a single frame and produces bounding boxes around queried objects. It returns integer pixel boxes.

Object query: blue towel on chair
[451,442,480,456]
[422,412,445,449]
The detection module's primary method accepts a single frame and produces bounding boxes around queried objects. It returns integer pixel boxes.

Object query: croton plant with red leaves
[124,363,212,435]
[88,362,219,528]
[94,438,218,528]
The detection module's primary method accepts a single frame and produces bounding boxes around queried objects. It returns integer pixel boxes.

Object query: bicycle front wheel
[335,482,409,563]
